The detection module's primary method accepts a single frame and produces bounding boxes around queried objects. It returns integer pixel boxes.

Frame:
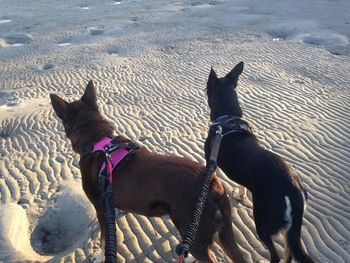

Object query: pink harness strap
[91,137,130,183]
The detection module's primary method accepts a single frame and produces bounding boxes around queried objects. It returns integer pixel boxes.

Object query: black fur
[204,62,315,263]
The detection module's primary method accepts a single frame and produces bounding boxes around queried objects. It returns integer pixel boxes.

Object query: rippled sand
[1,0,350,262]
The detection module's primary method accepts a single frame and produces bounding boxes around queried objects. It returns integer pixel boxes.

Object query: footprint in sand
[0,117,19,139]
[42,63,55,70]
[5,33,32,45]
[0,204,36,258]
[0,91,8,106]
[290,32,350,55]
[0,92,21,107]
[31,63,55,72]
[88,26,105,36]
[159,45,175,54]
[0,33,32,48]
[30,184,94,255]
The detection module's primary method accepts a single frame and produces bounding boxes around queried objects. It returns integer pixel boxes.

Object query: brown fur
[50,80,246,263]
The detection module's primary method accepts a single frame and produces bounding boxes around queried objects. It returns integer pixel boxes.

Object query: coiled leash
[87,137,139,263]
[175,125,223,262]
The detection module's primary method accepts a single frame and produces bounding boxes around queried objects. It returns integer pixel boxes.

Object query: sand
[0,0,349,262]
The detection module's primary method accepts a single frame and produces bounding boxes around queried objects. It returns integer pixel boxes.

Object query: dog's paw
[232,190,246,201]
[115,209,127,219]
[232,186,247,202]
[89,251,104,263]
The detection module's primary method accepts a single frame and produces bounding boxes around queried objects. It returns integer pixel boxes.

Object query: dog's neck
[210,112,242,122]
[67,116,115,155]
[211,114,242,124]
[209,103,242,121]
[209,90,242,121]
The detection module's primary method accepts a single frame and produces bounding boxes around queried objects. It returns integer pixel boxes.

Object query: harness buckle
[209,125,223,162]
[128,141,140,149]
[211,116,253,137]
[216,125,223,137]
[105,152,112,162]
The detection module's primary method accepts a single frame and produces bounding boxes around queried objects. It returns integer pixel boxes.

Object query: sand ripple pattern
[1,0,350,262]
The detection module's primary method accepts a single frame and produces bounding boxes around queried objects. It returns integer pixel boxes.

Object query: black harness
[210,115,253,137]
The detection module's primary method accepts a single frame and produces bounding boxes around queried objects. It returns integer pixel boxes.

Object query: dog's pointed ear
[207,67,219,88]
[209,67,218,79]
[81,80,97,109]
[225,62,244,85]
[209,67,218,81]
[50,94,69,120]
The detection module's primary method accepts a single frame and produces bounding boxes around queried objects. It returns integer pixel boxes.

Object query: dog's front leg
[90,210,106,263]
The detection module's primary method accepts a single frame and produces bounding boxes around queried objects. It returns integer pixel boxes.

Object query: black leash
[175,125,223,261]
[98,141,139,263]
[103,188,117,263]
[102,151,117,263]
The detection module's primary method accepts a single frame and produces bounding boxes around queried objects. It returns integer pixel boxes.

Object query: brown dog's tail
[215,190,247,263]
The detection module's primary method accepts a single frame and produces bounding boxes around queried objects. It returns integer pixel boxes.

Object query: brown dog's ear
[81,80,97,109]
[50,94,69,120]
[225,62,244,84]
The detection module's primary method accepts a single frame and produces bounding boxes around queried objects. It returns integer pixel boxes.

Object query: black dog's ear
[209,67,218,80]
[50,94,69,120]
[225,62,244,84]
[81,80,97,109]
[207,67,219,87]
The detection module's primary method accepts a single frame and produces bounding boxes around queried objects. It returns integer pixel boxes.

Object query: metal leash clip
[210,125,223,162]
[216,125,223,136]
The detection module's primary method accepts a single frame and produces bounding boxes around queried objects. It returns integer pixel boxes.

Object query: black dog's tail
[285,191,315,263]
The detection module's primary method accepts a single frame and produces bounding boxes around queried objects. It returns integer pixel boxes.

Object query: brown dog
[49,81,246,263]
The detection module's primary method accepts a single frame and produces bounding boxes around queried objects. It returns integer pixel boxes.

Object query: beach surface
[0,0,350,262]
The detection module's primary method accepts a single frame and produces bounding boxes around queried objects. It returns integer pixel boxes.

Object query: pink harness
[90,137,138,185]
[84,136,139,262]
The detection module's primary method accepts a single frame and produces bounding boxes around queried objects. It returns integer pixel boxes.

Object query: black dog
[204,62,315,263]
